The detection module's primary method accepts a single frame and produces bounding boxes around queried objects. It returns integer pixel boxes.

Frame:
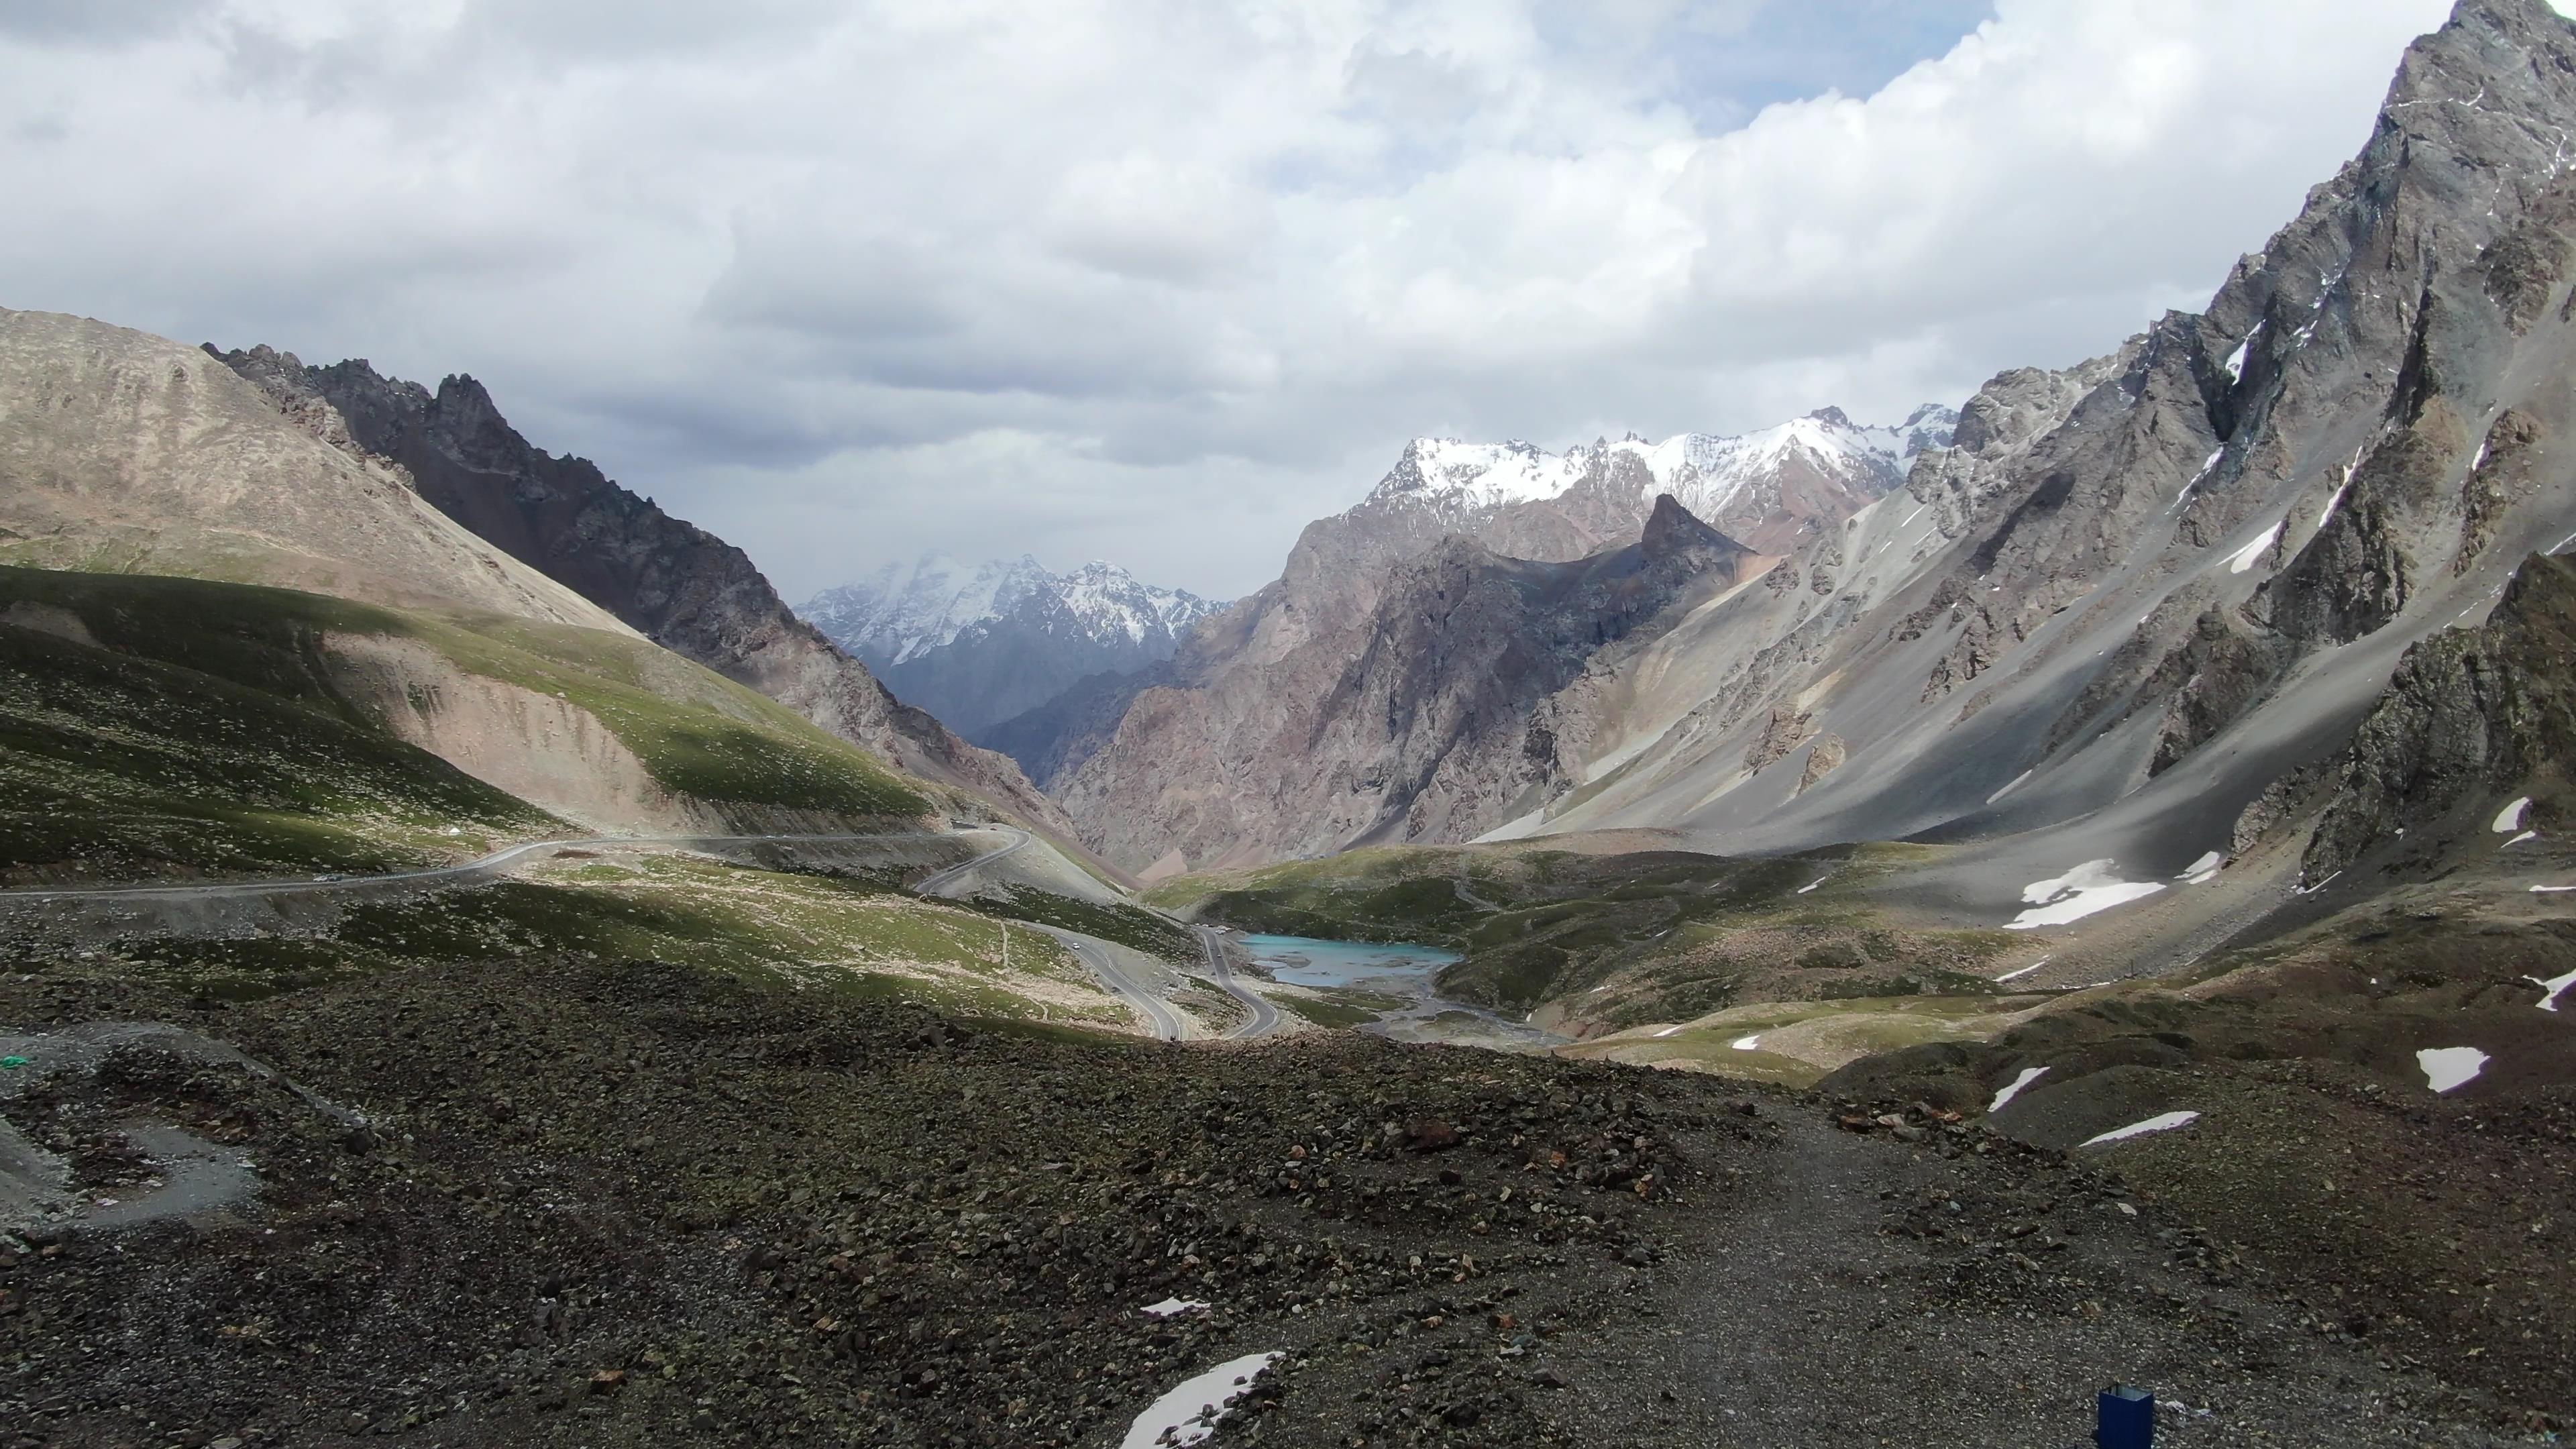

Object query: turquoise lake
[1234,933,1562,1050]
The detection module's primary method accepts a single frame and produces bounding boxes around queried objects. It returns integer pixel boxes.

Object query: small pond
[1237,933,1565,1051]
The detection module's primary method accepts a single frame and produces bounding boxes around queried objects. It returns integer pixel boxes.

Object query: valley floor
[0,953,2555,1448]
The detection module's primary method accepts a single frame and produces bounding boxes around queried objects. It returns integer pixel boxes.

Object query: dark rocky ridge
[2298,550,2576,881]
[209,347,1073,837]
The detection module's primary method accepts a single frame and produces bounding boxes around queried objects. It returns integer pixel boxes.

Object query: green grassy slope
[0,567,927,881]
[1153,841,2021,1032]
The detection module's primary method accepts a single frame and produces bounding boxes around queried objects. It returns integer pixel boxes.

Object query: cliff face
[2300,551,2576,881]
[1053,496,1758,869]
[211,347,1072,833]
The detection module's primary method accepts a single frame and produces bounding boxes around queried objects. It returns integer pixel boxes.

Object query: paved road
[0,833,938,904]
[1199,926,1283,1040]
[1038,926,1189,1042]
[912,826,1030,897]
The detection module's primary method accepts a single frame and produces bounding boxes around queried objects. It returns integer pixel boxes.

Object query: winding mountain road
[1200,926,1282,1040]
[912,826,1031,897]
[1038,927,1190,1042]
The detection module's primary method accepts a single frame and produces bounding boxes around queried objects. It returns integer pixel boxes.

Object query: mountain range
[996,404,1952,870]
[801,555,1226,738]
[3,3,2575,1440]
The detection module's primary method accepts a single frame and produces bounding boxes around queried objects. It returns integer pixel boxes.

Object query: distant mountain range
[990,405,1951,870]
[801,556,1228,738]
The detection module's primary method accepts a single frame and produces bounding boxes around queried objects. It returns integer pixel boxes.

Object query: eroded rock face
[1055,497,1757,869]
[1042,409,1922,868]
[2300,552,2576,882]
[211,347,1070,835]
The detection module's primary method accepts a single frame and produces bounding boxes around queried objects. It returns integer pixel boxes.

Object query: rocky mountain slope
[1055,497,1762,873]
[0,310,623,634]
[1377,0,2576,963]
[1022,409,1945,871]
[802,554,1224,737]
[201,350,1065,837]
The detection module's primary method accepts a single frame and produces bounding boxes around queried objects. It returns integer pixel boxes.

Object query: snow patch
[2531,884,2576,894]
[2416,1047,2487,1094]
[2315,472,2352,530]
[1985,769,2033,805]
[1730,1034,1762,1051]
[2493,797,2531,833]
[1989,1066,2049,1113]
[2006,860,2165,930]
[2534,967,2576,1012]
[1121,1352,1281,1449]
[1994,957,2051,983]
[2504,830,2538,849]
[1796,877,1828,895]
[2080,1111,2200,1147]
[2178,851,2222,879]
[1142,1298,1211,1318]
[2226,520,2284,574]
[1652,1024,1685,1039]
[2222,338,2249,382]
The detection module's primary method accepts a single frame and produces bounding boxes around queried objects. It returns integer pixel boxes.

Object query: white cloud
[0,0,2461,600]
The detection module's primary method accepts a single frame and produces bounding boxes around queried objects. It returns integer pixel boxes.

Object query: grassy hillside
[0,567,927,881]
[1154,841,2021,1032]
[21,851,1134,1029]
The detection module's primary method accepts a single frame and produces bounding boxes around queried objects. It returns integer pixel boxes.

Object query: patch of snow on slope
[1796,877,1828,894]
[1652,1024,1685,1039]
[2006,861,2165,930]
[2178,851,2223,879]
[2222,337,2250,382]
[2226,520,2284,574]
[1731,1034,1762,1051]
[2532,884,2576,894]
[2504,830,2538,848]
[1989,1066,2049,1113]
[2316,468,2353,530]
[1994,957,2051,983]
[2416,1047,2487,1094]
[1986,769,2033,805]
[1121,1352,1281,1449]
[2534,968,2576,1012]
[2080,1111,2199,1147]
[1142,1298,1211,1318]
[2494,797,2531,833]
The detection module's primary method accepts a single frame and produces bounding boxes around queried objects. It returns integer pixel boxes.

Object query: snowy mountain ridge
[800,553,1228,738]
[802,554,1224,674]
[1382,404,1957,524]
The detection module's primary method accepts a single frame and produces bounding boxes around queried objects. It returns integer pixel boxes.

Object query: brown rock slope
[0,309,622,633]
[208,345,1073,837]
[1056,496,1760,870]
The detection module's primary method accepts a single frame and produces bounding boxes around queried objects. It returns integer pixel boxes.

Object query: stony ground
[0,956,2553,1448]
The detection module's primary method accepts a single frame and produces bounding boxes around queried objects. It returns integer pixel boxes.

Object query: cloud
[0,0,2461,602]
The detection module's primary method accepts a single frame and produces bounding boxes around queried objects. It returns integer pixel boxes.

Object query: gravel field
[0,955,2554,1448]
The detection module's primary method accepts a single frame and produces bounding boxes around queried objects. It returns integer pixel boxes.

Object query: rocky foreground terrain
[3,955,2560,1448]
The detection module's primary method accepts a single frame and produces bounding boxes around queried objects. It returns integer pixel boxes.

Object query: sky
[0,0,2471,602]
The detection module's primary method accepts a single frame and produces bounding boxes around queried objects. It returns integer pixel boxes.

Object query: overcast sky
[1,0,2467,600]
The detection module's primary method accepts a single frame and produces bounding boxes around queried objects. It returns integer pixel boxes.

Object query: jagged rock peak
[1640,494,1746,562]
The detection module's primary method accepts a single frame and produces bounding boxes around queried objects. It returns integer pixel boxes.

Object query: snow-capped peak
[801,553,1226,667]
[1375,405,1957,523]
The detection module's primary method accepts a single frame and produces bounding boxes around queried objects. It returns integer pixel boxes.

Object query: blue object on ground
[2096,1384,2155,1448]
